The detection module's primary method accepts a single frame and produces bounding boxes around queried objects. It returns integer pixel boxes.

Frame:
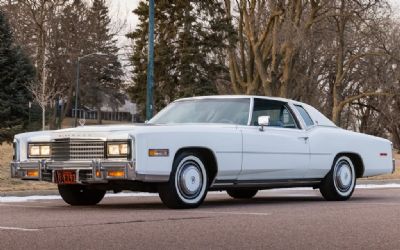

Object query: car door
[239,98,310,181]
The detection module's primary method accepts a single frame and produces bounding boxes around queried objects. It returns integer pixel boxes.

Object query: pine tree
[127,0,233,120]
[0,11,35,143]
[46,0,90,127]
[82,0,124,124]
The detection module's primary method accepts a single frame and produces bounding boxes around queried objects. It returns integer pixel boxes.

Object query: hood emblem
[78,118,86,126]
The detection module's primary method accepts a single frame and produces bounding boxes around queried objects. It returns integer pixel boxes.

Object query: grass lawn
[1,142,399,192]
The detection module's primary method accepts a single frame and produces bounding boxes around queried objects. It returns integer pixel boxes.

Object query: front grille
[52,139,105,161]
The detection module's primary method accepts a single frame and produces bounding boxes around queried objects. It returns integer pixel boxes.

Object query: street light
[74,52,107,127]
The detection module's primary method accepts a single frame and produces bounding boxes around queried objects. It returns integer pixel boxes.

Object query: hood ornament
[78,118,86,126]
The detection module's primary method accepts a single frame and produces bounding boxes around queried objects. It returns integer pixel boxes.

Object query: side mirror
[258,116,270,131]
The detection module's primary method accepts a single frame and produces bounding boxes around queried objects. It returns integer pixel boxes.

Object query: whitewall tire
[158,152,208,209]
[320,156,356,201]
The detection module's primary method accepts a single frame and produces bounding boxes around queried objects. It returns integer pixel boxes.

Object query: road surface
[0,187,400,249]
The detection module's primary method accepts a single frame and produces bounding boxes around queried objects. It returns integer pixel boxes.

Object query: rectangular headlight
[107,141,130,158]
[28,143,51,158]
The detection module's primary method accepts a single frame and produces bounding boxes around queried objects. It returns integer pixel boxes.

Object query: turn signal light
[96,170,101,178]
[27,170,39,177]
[148,149,169,157]
[107,170,125,177]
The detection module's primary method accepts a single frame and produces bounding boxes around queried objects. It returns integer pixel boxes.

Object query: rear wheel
[227,189,258,199]
[319,156,356,201]
[58,184,106,206]
[158,152,208,209]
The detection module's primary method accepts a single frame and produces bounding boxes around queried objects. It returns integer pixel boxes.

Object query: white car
[11,96,395,208]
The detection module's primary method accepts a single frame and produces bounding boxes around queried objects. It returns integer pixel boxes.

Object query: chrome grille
[52,139,105,161]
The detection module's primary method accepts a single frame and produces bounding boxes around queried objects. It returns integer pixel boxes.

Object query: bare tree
[27,80,62,130]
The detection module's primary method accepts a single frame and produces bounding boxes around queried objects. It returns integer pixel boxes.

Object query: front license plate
[55,170,76,184]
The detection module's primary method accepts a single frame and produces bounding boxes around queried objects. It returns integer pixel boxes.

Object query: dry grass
[0,143,55,192]
[1,142,399,192]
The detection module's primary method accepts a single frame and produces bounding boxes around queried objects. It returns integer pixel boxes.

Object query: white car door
[239,98,310,181]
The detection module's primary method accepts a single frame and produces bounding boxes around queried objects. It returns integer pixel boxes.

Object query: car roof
[176,95,303,105]
[176,95,336,127]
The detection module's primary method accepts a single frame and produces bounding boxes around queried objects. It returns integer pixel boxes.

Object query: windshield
[149,98,251,125]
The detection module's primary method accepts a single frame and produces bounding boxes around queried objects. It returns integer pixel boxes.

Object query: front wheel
[158,152,208,209]
[319,156,356,201]
[58,184,106,206]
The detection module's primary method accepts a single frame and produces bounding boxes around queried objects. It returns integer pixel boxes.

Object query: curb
[0,189,58,197]
[358,178,400,185]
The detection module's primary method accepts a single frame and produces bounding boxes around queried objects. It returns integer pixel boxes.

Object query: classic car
[11,95,395,208]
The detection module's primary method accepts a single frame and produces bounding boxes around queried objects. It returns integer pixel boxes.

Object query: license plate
[55,170,76,184]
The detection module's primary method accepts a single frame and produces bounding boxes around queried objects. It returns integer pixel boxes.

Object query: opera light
[148,149,169,157]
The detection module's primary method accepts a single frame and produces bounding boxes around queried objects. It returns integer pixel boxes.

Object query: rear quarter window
[295,105,314,127]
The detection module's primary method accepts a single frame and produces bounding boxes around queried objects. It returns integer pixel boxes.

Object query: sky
[106,0,140,81]
[107,0,139,51]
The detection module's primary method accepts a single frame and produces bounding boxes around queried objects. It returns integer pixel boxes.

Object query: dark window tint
[251,99,297,129]
[295,105,314,127]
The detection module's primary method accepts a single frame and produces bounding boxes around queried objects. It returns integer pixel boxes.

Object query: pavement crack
[36,216,212,230]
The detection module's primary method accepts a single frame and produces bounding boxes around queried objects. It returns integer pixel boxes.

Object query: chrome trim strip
[215,151,331,156]
[247,97,254,126]
[211,178,322,189]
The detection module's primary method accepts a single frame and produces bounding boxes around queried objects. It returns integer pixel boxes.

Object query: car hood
[14,123,238,142]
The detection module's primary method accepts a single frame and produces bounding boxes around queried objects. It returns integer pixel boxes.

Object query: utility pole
[146,0,155,120]
[74,59,80,127]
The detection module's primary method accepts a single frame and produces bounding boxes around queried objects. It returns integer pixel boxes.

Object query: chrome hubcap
[335,161,353,192]
[177,162,203,199]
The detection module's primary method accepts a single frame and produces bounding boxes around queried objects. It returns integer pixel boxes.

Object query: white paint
[1,183,400,203]
[0,226,39,232]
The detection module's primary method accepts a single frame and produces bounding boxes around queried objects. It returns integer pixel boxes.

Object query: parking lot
[0,187,400,249]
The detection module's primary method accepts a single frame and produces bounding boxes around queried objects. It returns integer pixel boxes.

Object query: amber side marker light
[107,170,125,177]
[96,170,101,178]
[27,170,39,177]
[148,149,169,157]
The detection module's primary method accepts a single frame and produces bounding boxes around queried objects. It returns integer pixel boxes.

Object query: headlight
[107,141,130,158]
[28,143,51,158]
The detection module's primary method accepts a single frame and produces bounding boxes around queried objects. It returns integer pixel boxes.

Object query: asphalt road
[0,187,400,250]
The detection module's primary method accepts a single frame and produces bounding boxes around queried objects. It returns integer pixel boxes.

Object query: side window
[251,99,298,129]
[295,105,314,127]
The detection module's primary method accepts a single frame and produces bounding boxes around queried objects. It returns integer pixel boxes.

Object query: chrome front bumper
[11,159,136,184]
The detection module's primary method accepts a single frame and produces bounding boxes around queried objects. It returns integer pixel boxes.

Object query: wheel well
[174,147,218,184]
[336,153,364,178]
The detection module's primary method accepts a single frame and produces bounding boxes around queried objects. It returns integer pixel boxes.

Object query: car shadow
[87,193,387,210]
[25,191,391,212]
